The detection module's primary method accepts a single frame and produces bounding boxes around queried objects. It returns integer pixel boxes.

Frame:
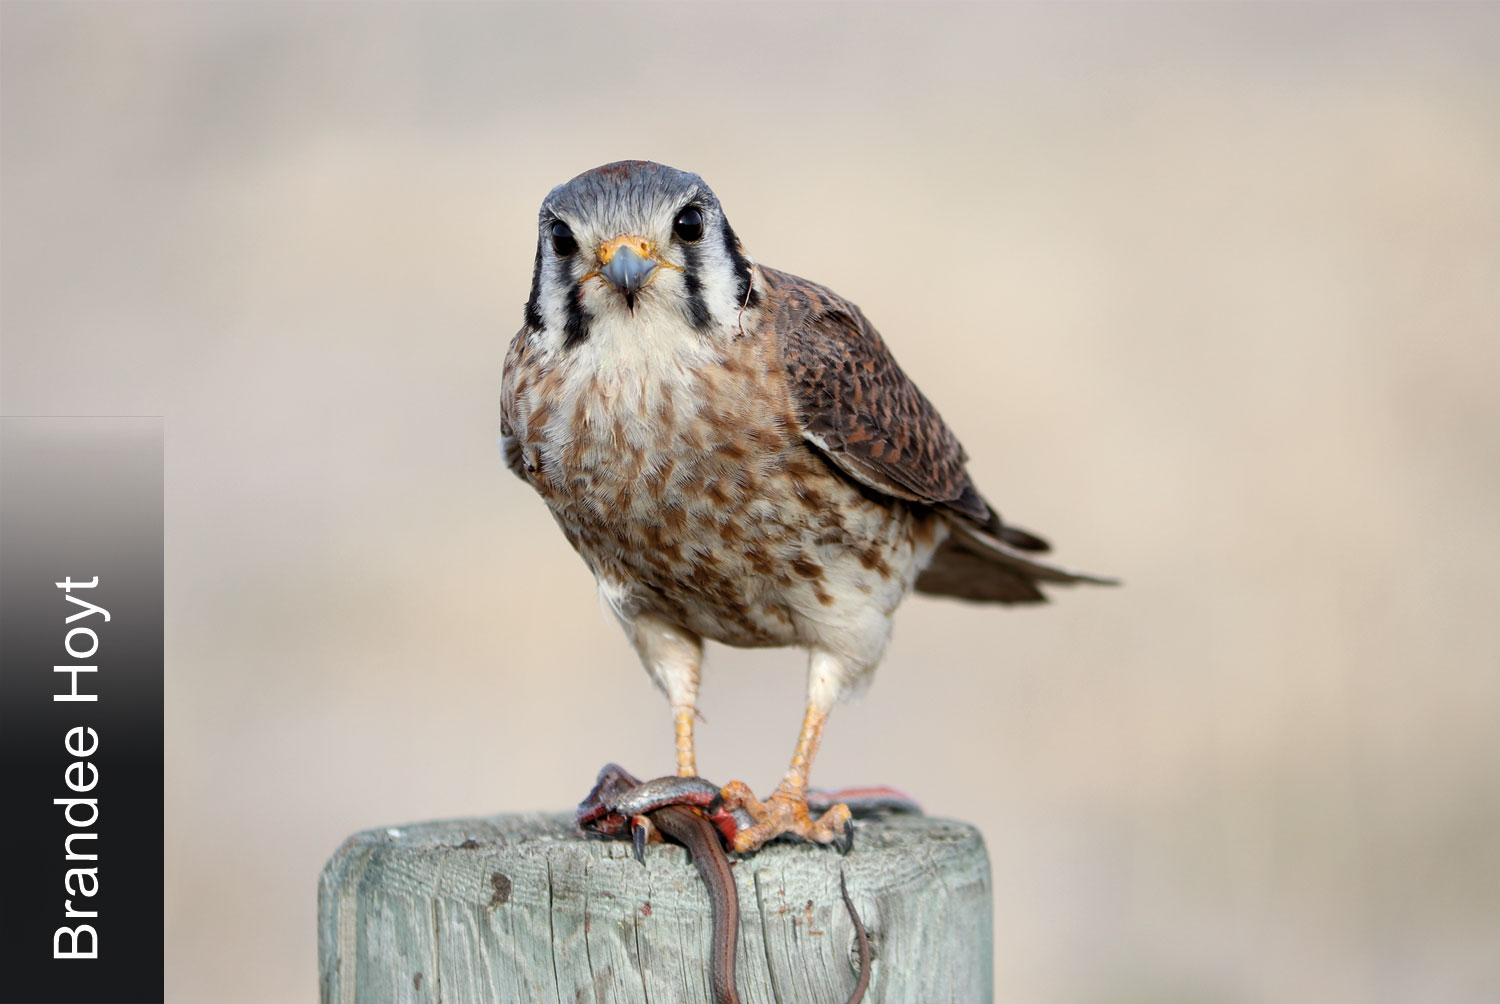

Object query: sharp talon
[836,817,855,856]
[630,814,652,864]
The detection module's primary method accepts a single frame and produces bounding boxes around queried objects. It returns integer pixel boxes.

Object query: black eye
[673,206,704,243]
[550,221,577,257]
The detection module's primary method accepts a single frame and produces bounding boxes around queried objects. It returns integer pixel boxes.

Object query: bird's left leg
[628,613,705,778]
[722,649,856,853]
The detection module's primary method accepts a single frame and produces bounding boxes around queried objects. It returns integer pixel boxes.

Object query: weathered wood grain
[319,812,992,1003]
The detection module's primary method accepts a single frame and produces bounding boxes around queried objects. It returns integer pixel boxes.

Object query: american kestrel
[501,161,1113,852]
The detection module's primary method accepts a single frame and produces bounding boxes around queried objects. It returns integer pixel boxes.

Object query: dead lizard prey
[576,764,907,1003]
[649,802,744,1004]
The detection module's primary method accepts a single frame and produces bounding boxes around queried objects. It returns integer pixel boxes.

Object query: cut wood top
[319,811,993,1004]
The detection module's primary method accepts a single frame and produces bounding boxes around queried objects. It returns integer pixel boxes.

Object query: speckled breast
[512,334,927,648]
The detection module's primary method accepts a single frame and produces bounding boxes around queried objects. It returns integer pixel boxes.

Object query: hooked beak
[597,237,659,310]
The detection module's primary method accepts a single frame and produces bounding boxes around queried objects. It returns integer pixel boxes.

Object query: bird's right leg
[628,613,705,778]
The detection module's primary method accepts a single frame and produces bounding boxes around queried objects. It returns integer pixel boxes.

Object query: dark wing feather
[763,266,995,527]
[763,266,1118,602]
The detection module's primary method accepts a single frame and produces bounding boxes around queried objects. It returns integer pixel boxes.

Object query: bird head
[523,161,759,348]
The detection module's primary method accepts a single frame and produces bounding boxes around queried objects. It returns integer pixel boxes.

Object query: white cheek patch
[539,256,578,337]
[690,235,752,328]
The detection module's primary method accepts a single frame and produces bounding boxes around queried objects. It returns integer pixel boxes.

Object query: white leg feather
[626,612,704,776]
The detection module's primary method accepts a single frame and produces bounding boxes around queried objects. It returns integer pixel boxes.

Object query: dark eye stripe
[523,240,545,330]
[680,241,711,331]
[721,219,758,309]
[555,251,592,348]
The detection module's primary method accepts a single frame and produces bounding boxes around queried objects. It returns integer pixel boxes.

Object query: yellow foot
[720,780,854,854]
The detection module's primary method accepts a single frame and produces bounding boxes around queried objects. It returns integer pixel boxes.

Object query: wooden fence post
[319,811,992,1003]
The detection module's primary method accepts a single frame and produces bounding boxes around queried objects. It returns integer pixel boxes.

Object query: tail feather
[995,522,1051,553]
[915,521,1119,604]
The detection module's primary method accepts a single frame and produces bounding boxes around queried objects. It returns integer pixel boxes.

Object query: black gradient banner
[0,418,164,1003]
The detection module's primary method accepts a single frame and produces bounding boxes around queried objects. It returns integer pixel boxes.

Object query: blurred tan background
[4,3,1498,1002]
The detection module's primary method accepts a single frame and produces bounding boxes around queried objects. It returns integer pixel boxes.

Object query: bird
[501,160,1114,852]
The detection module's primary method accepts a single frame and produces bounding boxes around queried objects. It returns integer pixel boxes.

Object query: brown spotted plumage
[501,161,1113,851]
